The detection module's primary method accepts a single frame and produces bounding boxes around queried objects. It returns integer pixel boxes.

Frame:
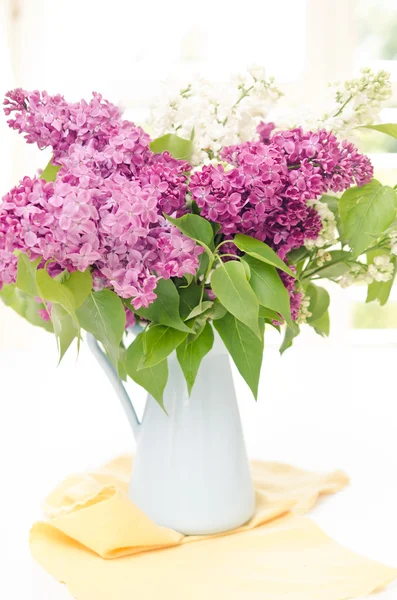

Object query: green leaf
[233,233,296,278]
[126,333,168,407]
[16,254,41,296]
[135,278,192,332]
[36,268,77,322]
[176,322,214,394]
[207,301,227,321]
[51,304,78,362]
[306,284,330,322]
[280,323,300,355]
[360,123,397,139]
[185,301,213,320]
[63,269,93,308]
[339,181,397,255]
[178,283,203,320]
[259,306,281,321]
[77,290,126,367]
[140,325,187,368]
[197,252,210,278]
[181,273,194,287]
[150,133,193,161]
[118,346,128,382]
[0,283,53,332]
[309,310,330,337]
[214,312,264,399]
[165,213,214,249]
[210,261,261,337]
[287,246,310,265]
[305,250,351,279]
[242,256,293,328]
[40,159,61,182]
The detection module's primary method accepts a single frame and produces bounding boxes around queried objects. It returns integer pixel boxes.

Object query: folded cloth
[30,456,397,600]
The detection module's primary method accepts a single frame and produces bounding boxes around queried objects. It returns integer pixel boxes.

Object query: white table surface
[0,315,396,599]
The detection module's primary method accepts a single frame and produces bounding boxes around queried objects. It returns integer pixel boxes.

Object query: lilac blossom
[0,90,201,310]
[190,124,373,316]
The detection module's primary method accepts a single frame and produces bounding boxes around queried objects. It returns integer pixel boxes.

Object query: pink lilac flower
[190,123,373,316]
[0,90,202,310]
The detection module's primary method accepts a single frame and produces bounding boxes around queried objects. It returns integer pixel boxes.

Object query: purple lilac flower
[0,90,201,310]
[190,123,373,316]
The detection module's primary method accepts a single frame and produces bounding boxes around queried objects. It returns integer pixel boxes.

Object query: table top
[0,323,396,599]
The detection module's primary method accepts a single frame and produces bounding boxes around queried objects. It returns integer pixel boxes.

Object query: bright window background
[1,0,397,346]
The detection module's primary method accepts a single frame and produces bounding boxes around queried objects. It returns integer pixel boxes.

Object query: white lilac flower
[267,68,391,140]
[314,248,333,267]
[388,229,397,255]
[296,294,312,324]
[148,67,282,165]
[319,68,392,138]
[339,255,394,288]
[339,263,374,288]
[305,200,338,249]
[368,255,394,282]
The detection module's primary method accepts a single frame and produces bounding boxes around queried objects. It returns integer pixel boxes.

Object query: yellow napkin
[30,456,397,599]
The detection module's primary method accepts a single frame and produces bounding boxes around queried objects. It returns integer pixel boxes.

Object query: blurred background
[0,2,397,598]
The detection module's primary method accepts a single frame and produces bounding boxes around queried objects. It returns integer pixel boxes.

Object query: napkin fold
[30,456,397,600]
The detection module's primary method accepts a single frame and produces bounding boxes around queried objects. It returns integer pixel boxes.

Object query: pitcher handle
[87,333,141,441]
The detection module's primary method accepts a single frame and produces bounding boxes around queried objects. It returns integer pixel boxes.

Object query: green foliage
[197,252,210,278]
[165,213,214,249]
[36,268,78,323]
[258,306,281,322]
[233,233,296,278]
[309,310,330,337]
[77,290,126,367]
[305,251,351,279]
[176,322,214,394]
[150,133,193,161]
[214,312,264,399]
[16,254,41,296]
[287,246,310,265]
[51,304,79,361]
[135,278,192,332]
[306,283,330,323]
[139,325,187,368]
[63,270,93,307]
[361,124,397,139]
[185,301,213,320]
[279,323,300,355]
[210,261,261,338]
[0,283,53,332]
[40,160,61,182]
[178,283,203,320]
[206,301,227,320]
[339,180,397,255]
[125,333,168,407]
[243,256,292,327]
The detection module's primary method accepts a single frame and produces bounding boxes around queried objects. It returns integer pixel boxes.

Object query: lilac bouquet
[1,68,396,402]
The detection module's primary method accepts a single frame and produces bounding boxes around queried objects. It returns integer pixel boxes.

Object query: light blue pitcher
[88,331,255,535]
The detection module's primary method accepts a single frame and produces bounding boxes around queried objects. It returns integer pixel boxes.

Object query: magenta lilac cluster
[190,124,373,260]
[0,89,201,309]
